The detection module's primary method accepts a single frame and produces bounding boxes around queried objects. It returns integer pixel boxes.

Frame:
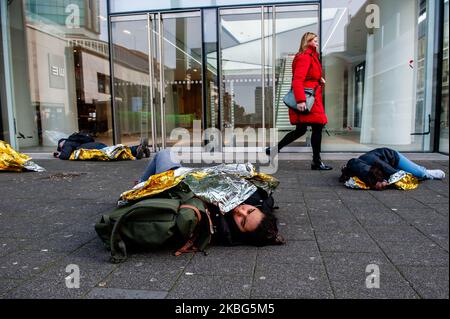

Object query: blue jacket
[345,148,400,183]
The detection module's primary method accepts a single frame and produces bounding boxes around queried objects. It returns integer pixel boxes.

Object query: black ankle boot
[311,160,333,171]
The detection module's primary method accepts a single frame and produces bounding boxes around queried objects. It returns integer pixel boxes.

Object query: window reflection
[8,0,113,151]
[322,0,430,151]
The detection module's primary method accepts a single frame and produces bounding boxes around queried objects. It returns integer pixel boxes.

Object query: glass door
[219,5,320,149]
[219,7,264,149]
[111,15,153,149]
[159,11,203,149]
[111,11,203,150]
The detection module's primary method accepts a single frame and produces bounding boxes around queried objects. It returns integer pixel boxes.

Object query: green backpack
[95,190,213,263]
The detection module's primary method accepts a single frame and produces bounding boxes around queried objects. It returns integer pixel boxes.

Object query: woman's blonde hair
[299,32,318,53]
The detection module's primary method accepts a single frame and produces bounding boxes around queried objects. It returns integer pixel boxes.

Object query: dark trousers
[276,123,324,162]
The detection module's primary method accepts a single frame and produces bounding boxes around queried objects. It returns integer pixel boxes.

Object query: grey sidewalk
[0,157,448,299]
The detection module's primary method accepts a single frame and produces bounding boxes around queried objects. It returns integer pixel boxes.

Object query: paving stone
[0,238,30,258]
[85,288,167,299]
[425,204,450,217]
[310,217,364,233]
[378,241,449,267]
[0,249,65,280]
[252,262,333,299]
[365,225,430,243]
[398,266,449,299]
[330,277,418,299]
[277,223,315,241]
[256,240,322,265]
[322,252,400,283]
[352,210,407,226]
[184,247,257,276]
[0,278,23,297]
[316,231,381,253]
[167,275,252,299]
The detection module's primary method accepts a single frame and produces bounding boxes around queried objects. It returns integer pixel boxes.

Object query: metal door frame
[110,10,202,151]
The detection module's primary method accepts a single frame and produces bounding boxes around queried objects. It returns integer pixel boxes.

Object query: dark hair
[241,211,285,247]
[339,165,351,183]
[57,138,67,152]
[226,206,285,247]
[366,162,387,189]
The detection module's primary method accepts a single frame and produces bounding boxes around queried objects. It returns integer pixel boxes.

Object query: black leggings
[276,123,324,162]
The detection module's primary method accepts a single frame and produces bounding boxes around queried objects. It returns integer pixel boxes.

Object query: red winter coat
[289,45,328,125]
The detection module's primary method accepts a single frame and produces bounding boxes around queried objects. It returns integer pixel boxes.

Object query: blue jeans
[139,149,181,182]
[396,152,429,179]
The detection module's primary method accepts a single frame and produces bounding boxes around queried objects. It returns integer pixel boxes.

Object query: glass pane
[273,5,319,148]
[440,0,449,154]
[111,17,151,147]
[321,0,430,151]
[110,0,313,14]
[162,12,203,147]
[7,0,113,151]
[219,8,262,146]
[204,9,219,130]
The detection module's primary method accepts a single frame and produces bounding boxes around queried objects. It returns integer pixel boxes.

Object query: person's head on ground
[228,204,285,247]
[367,162,389,190]
[299,32,319,53]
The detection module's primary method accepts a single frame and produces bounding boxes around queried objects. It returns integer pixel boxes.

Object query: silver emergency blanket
[118,162,278,212]
[183,168,257,213]
[22,161,46,172]
[388,170,408,184]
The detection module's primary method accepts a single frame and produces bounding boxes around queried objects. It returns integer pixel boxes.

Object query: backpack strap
[174,201,214,257]
[179,204,202,222]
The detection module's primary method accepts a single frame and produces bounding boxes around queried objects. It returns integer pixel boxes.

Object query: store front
[0,0,447,154]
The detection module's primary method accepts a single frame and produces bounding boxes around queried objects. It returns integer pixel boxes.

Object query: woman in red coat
[267,32,332,170]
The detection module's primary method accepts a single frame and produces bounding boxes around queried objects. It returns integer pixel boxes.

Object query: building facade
[0,0,448,153]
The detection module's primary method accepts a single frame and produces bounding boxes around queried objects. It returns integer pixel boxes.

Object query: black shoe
[139,138,149,158]
[265,147,271,156]
[311,161,333,171]
[144,147,151,158]
[135,145,144,159]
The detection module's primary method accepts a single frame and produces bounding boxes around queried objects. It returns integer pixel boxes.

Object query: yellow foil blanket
[119,169,186,203]
[0,140,45,172]
[345,174,419,190]
[69,144,135,161]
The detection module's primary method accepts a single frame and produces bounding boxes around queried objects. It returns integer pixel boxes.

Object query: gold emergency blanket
[69,144,135,161]
[118,163,280,212]
[345,170,419,190]
[0,140,45,172]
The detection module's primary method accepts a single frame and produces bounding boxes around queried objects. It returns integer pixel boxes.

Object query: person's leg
[397,152,445,179]
[396,152,428,178]
[271,124,308,154]
[310,124,323,163]
[310,124,332,170]
[154,149,181,174]
[138,152,158,182]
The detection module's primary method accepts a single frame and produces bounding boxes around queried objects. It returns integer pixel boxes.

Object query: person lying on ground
[339,147,445,190]
[138,149,285,246]
[53,132,150,160]
[95,150,285,262]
